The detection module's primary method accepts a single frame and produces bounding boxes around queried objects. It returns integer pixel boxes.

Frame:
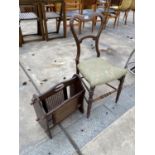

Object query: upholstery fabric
[118,0,132,10]
[19,12,38,20]
[110,0,132,11]
[78,58,127,87]
[46,12,60,19]
[130,0,135,10]
[66,10,80,17]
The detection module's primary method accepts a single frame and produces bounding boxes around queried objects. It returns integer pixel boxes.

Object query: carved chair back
[70,13,107,73]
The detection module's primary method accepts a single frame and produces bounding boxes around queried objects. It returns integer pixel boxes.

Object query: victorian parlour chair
[41,1,65,40]
[80,0,98,31]
[130,0,135,24]
[81,0,98,16]
[96,0,119,28]
[110,0,132,26]
[64,0,82,36]
[123,0,135,24]
[70,13,127,118]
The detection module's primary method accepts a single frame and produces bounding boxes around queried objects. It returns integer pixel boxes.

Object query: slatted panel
[52,96,80,124]
[45,90,65,112]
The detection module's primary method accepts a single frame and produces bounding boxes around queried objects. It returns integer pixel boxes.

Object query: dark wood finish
[19,0,66,44]
[19,1,45,43]
[64,0,82,36]
[70,13,106,72]
[31,74,85,138]
[97,0,120,28]
[81,0,98,31]
[19,26,24,47]
[70,13,126,118]
[115,76,125,103]
[41,0,66,40]
[82,0,97,9]
[110,0,122,6]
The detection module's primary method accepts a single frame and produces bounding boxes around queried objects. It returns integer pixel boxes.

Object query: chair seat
[66,10,80,17]
[78,58,127,87]
[82,9,95,15]
[46,12,60,19]
[97,8,115,14]
[19,12,38,20]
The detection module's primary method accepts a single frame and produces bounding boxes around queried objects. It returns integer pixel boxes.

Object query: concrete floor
[19,12,135,155]
[78,107,135,155]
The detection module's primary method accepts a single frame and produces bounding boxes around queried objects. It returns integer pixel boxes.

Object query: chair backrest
[118,0,132,10]
[110,0,122,6]
[70,13,107,72]
[81,0,97,10]
[65,0,82,11]
[19,0,37,12]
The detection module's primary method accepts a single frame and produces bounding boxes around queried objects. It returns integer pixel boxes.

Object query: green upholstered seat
[110,0,132,11]
[78,58,127,87]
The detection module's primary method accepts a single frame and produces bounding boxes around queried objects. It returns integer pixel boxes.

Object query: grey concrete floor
[78,107,135,155]
[19,12,135,155]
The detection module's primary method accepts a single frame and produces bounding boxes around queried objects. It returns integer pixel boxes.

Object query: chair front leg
[56,17,61,33]
[43,19,48,41]
[124,10,129,25]
[19,26,24,47]
[133,11,135,24]
[40,20,45,40]
[113,16,117,28]
[114,11,120,28]
[87,87,95,118]
[78,21,82,34]
[115,76,125,103]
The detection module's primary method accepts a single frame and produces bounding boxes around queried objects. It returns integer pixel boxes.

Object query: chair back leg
[124,10,129,25]
[113,16,117,28]
[56,17,61,33]
[115,76,125,103]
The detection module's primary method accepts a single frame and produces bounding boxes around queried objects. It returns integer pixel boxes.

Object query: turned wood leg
[43,20,48,41]
[115,76,125,103]
[87,87,95,118]
[56,17,61,33]
[79,102,84,114]
[19,26,24,47]
[124,11,129,25]
[113,17,117,28]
